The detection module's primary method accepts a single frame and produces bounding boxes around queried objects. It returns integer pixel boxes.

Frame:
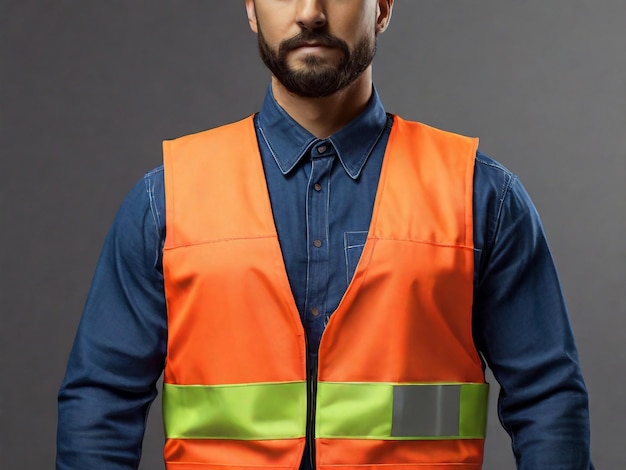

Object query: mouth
[289,43,335,56]
[279,32,344,58]
[296,44,327,49]
[290,41,334,51]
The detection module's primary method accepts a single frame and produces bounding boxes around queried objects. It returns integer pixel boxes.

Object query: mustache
[279,31,348,54]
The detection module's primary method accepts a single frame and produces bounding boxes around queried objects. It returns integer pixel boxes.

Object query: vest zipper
[307,363,317,469]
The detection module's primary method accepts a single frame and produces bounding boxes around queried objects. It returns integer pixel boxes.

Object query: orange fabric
[319,117,481,384]
[162,115,483,469]
[164,438,305,469]
[316,439,484,469]
[163,118,306,387]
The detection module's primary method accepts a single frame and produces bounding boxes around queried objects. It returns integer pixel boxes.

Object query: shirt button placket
[305,142,335,351]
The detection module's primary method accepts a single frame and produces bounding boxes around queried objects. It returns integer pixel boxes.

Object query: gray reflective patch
[391,384,461,437]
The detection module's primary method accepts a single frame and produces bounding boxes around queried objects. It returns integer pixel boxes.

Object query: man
[57,1,594,469]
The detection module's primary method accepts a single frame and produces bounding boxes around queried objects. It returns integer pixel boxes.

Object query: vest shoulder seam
[164,234,277,250]
[371,237,473,250]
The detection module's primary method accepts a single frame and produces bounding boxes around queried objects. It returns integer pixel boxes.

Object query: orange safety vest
[162,115,487,470]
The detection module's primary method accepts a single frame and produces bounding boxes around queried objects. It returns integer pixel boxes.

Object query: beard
[257,27,377,98]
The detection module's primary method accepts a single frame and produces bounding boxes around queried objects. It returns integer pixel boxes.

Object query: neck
[271,68,373,139]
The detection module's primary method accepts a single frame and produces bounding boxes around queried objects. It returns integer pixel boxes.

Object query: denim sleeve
[57,168,167,469]
[472,156,593,469]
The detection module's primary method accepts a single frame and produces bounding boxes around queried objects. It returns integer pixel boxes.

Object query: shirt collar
[256,84,388,179]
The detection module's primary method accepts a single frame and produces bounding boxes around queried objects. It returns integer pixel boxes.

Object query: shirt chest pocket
[344,231,368,285]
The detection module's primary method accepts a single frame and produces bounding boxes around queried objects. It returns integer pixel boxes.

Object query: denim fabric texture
[57,87,592,469]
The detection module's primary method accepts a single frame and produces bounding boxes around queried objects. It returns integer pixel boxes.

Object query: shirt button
[313,239,322,248]
[317,145,327,154]
[311,307,320,317]
[314,183,322,191]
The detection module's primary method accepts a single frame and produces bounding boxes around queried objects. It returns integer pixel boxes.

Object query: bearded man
[57,1,593,469]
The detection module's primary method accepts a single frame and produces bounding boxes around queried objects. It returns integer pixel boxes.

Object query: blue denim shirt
[57,87,593,469]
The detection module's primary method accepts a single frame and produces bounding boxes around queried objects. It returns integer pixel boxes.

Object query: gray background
[2,1,624,468]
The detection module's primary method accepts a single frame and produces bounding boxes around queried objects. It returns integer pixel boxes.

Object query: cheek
[331,6,377,45]
[255,5,300,47]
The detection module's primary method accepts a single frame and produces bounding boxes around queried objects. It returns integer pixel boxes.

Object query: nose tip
[297,18,326,31]
[296,1,327,30]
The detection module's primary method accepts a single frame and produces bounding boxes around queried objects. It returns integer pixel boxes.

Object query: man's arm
[57,169,167,469]
[473,160,593,469]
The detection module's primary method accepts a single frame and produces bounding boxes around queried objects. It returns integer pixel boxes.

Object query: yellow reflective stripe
[162,381,307,440]
[316,382,489,440]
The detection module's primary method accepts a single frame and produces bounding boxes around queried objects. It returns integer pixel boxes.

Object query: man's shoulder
[473,150,518,195]
[395,116,517,183]
[394,115,518,199]
[474,151,514,176]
